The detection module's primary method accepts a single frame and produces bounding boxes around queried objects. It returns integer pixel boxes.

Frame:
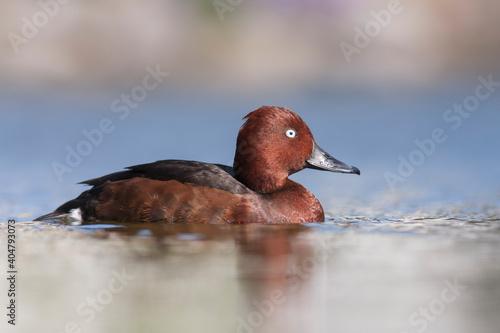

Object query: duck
[36,106,360,224]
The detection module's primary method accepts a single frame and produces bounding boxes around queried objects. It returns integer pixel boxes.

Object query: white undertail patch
[67,208,83,225]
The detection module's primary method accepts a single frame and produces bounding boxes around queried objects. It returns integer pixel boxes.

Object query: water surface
[1,86,499,333]
[1,213,499,333]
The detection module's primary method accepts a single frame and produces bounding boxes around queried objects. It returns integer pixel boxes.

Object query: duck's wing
[80,160,249,195]
[35,160,252,222]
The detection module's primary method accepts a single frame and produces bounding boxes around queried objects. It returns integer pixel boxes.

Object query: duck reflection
[78,221,324,333]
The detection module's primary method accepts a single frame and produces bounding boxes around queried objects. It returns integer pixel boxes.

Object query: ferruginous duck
[36,106,360,223]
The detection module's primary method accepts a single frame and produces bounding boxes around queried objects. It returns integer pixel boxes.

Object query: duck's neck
[265,179,325,223]
[233,159,325,222]
[234,164,288,194]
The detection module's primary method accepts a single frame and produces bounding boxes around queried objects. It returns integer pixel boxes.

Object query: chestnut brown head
[234,106,359,193]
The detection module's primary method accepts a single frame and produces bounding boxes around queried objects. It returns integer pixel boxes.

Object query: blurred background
[1,0,500,219]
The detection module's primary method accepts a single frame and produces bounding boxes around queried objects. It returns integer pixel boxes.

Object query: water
[2,86,500,219]
[1,84,499,332]
[1,215,499,333]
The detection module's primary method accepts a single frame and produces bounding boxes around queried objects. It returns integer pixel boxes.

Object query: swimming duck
[36,106,359,223]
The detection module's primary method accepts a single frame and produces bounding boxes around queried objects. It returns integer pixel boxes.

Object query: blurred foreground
[1,213,499,333]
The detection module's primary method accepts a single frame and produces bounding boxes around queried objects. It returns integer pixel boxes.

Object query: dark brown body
[92,177,323,223]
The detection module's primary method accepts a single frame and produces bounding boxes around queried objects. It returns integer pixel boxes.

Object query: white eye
[285,129,297,138]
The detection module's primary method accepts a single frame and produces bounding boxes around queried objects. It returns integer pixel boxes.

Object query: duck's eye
[285,129,297,138]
